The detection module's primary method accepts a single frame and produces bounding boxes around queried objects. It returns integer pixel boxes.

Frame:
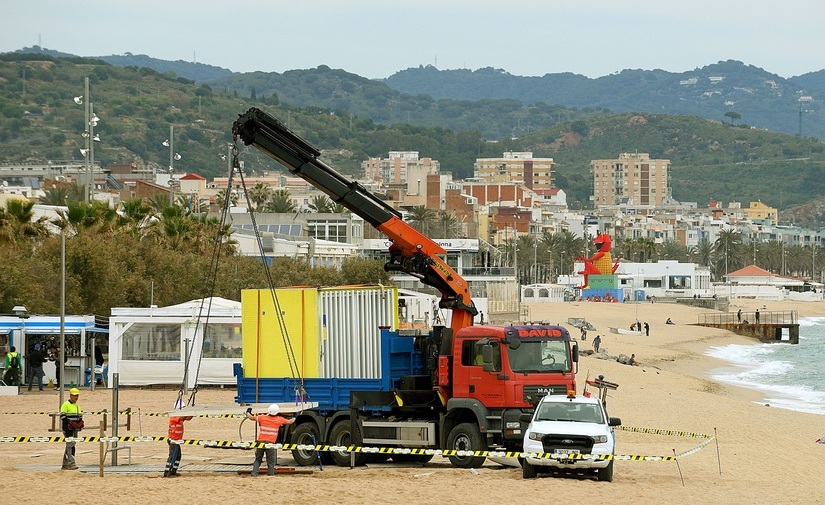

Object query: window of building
[121,323,181,361]
[203,324,243,359]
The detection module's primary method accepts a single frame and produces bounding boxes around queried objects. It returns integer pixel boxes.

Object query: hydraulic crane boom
[233,108,477,331]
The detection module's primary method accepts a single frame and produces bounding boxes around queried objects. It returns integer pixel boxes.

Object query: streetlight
[74,77,101,204]
[163,125,182,205]
[533,240,538,284]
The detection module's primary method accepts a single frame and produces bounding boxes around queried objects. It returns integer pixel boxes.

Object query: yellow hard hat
[69,388,81,395]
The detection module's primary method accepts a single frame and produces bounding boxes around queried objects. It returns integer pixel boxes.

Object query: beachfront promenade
[696,310,799,344]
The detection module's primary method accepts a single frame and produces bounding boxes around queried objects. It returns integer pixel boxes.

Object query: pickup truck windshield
[508,340,571,373]
[536,402,605,423]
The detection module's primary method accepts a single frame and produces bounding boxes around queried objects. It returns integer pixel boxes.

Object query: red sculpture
[576,233,620,288]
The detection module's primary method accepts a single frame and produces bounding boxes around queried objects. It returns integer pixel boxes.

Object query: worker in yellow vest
[60,388,84,470]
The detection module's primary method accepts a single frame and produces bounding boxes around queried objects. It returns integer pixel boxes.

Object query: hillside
[384,61,825,139]
[2,54,825,225]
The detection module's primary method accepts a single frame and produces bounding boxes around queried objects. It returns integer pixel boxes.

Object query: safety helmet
[267,404,280,416]
[69,388,81,395]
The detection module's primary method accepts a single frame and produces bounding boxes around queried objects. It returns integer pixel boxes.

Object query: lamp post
[162,125,181,205]
[75,78,100,204]
[533,240,538,284]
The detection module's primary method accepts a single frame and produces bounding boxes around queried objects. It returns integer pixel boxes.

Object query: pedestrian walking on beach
[755,309,760,324]
[643,322,650,336]
[164,406,194,477]
[737,309,742,322]
[27,343,46,391]
[246,404,297,476]
[592,334,602,353]
[60,388,83,470]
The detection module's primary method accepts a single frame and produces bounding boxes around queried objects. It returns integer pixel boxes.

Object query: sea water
[705,316,825,415]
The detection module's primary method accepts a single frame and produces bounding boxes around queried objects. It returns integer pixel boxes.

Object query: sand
[2,298,824,505]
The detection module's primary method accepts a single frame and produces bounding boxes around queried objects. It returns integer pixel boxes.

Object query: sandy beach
[1,298,824,505]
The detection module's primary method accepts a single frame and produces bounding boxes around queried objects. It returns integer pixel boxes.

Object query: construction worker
[164,405,194,477]
[60,387,84,470]
[245,404,297,476]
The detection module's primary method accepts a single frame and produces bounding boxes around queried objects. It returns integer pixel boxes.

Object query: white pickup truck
[521,392,621,481]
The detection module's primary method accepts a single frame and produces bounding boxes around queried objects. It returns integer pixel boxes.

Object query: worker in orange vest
[164,403,194,477]
[245,404,297,476]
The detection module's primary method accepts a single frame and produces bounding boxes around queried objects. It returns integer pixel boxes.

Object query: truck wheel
[522,460,537,479]
[597,459,614,482]
[290,422,321,466]
[446,423,487,468]
[329,421,367,467]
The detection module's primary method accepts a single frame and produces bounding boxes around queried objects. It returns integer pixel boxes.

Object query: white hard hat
[267,404,280,416]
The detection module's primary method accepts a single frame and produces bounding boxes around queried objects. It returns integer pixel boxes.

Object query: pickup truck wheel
[597,459,614,482]
[446,423,486,468]
[290,422,320,466]
[522,460,537,479]
[329,421,367,467]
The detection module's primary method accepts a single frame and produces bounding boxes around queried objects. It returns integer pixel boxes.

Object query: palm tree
[214,189,239,211]
[308,195,334,213]
[437,212,459,239]
[39,187,69,206]
[0,199,51,245]
[690,237,715,269]
[659,240,689,262]
[264,190,296,213]
[248,183,273,211]
[406,206,437,235]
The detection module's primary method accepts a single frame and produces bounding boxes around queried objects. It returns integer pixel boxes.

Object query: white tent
[108,297,241,387]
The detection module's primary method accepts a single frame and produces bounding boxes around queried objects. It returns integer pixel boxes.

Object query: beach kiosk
[107,297,242,387]
[0,313,107,388]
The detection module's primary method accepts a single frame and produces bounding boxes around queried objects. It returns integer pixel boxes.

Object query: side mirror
[520,412,534,423]
[608,417,622,427]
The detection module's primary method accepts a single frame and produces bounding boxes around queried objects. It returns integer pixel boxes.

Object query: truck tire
[446,423,487,468]
[329,421,367,467]
[290,422,321,466]
[522,460,537,479]
[597,459,614,482]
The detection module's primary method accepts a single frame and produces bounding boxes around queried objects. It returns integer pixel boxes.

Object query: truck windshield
[508,340,571,373]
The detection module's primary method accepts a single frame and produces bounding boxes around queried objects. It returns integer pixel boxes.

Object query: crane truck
[231,108,578,468]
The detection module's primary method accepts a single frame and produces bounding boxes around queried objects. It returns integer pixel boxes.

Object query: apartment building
[591,152,671,207]
[361,151,439,190]
[473,152,555,191]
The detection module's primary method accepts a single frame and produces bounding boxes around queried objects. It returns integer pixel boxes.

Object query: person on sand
[592,334,601,353]
[164,404,194,477]
[628,354,640,366]
[60,387,83,470]
[245,404,297,477]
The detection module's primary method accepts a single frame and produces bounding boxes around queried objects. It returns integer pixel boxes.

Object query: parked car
[521,391,621,481]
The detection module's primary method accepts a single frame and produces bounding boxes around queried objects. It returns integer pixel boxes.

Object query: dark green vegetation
[385,61,825,139]
[5,54,825,220]
[0,198,391,316]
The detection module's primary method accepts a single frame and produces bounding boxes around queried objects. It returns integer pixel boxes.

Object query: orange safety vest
[168,417,186,440]
[256,415,289,443]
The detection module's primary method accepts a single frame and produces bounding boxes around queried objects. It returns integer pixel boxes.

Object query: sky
[3,1,824,80]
